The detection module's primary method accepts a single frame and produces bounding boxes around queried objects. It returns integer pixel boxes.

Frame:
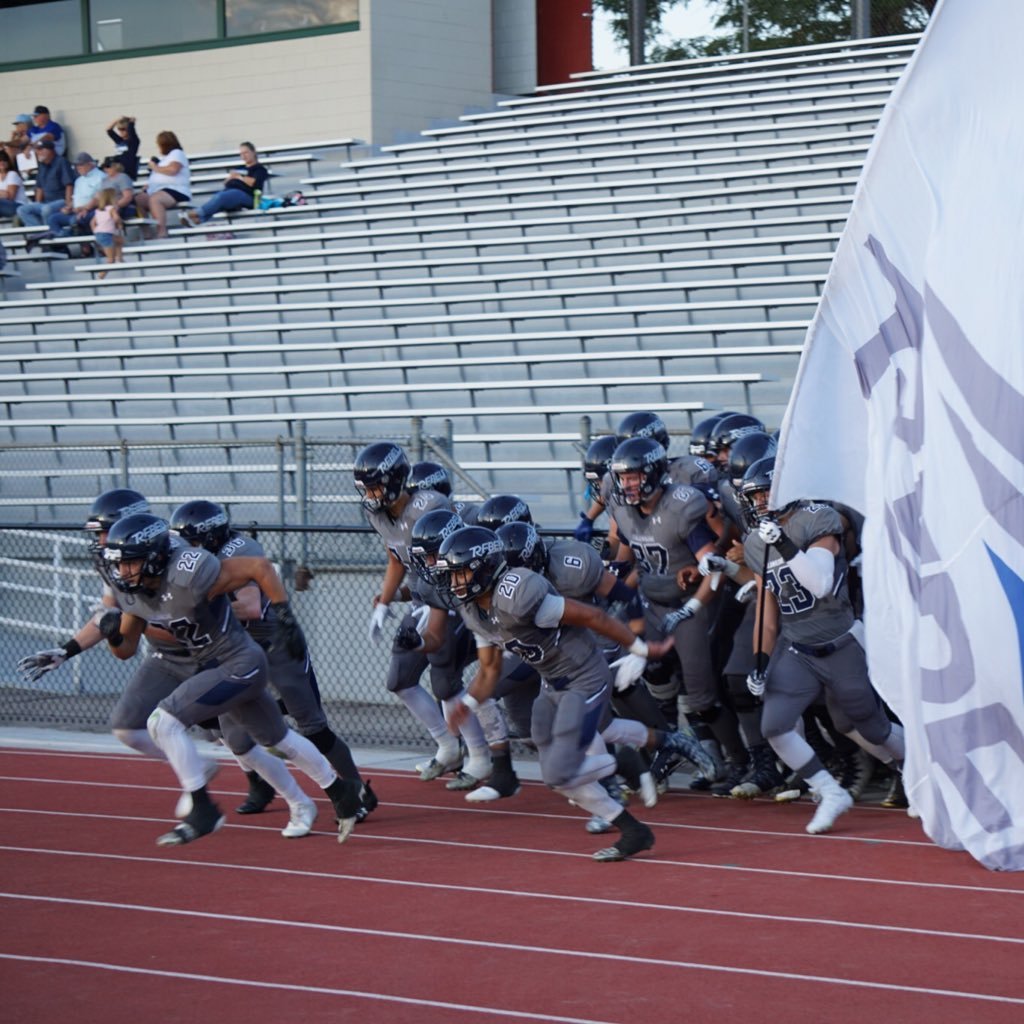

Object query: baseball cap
[73,151,95,165]
[34,140,55,151]
[12,114,32,125]
[33,105,50,116]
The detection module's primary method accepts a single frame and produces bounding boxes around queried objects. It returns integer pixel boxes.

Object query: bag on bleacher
[282,190,306,207]
[258,196,284,210]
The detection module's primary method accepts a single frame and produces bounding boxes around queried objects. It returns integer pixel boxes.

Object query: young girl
[90,187,124,278]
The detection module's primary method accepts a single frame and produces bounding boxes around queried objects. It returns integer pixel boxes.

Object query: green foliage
[593,0,936,62]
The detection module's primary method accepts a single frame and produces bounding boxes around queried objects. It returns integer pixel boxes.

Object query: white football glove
[17,648,68,682]
[368,602,394,644]
[758,519,782,545]
[411,604,432,636]
[734,580,758,604]
[746,671,767,697]
[610,638,648,692]
[699,553,740,578]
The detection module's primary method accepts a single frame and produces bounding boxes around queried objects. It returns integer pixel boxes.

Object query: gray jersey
[742,502,854,645]
[452,499,480,526]
[365,489,450,569]
[545,539,605,601]
[611,483,709,604]
[106,581,186,658]
[667,454,718,488]
[717,479,748,534]
[459,568,606,688]
[214,531,275,641]
[116,538,252,663]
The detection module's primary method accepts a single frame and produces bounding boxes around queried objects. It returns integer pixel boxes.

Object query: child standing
[90,187,124,278]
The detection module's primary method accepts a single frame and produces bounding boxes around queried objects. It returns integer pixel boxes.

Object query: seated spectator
[27,105,66,157]
[100,157,138,219]
[134,130,190,239]
[106,115,140,180]
[7,114,37,183]
[90,187,124,278]
[0,150,27,220]
[182,141,268,226]
[17,141,73,243]
[35,152,104,255]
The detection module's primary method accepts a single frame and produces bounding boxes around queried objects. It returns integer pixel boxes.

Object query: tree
[593,0,937,62]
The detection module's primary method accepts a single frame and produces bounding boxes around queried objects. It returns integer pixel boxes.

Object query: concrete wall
[0,0,499,156]
[493,0,537,96]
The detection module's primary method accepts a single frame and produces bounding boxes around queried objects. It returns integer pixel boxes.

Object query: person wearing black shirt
[183,141,269,225]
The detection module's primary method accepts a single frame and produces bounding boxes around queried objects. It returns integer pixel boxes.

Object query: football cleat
[328,778,363,845]
[157,800,225,847]
[638,771,658,809]
[465,771,521,802]
[806,782,854,835]
[881,771,909,809]
[730,744,787,799]
[416,742,463,781]
[175,758,220,819]
[281,798,318,838]
[650,724,719,785]
[236,770,276,814]
[837,748,875,800]
[710,758,750,798]
[585,814,614,834]
[593,818,655,862]
[355,779,379,824]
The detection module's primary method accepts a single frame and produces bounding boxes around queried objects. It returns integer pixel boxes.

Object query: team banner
[774,0,1024,870]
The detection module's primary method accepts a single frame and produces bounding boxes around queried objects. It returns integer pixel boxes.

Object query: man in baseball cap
[28,104,65,156]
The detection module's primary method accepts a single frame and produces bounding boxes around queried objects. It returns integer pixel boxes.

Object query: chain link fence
[0,522,576,750]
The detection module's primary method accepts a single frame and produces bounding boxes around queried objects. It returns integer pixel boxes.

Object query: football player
[100,512,362,846]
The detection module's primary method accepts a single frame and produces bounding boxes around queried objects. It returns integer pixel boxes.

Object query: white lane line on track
[0,774,936,849]
[2,897,1023,1007]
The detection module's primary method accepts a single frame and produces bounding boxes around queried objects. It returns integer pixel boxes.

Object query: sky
[591,0,724,69]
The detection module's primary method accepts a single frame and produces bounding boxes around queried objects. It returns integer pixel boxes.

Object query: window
[226,0,358,38]
[0,1,81,63]
[90,0,219,53]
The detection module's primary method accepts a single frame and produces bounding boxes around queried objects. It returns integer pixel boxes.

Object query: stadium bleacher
[0,36,916,525]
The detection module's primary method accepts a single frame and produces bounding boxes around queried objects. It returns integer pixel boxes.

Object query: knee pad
[147,707,181,744]
[642,657,679,702]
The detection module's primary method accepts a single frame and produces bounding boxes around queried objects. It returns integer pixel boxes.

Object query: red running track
[0,747,1022,1023]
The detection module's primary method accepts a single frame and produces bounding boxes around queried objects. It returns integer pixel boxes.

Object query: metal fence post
[629,0,645,66]
[295,423,308,571]
[276,436,287,565]
[852,0,872,39]
[410,416,424,461]
[118,440,129,487]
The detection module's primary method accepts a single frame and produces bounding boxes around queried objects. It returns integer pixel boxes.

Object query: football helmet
[435,526,507,606]
[84,488,150,579]
[707,413,766,460]
[409,508,464,585]
[610,437,668,506]
[170,499,231,553]
[406,460,452,498]
[582,434,622,502]
[688,413,730,457]
[727,431,777,489]
[738,455,783,529]
[616,410,670,450]
[476,494,533,531]
[496,521,547,574]
[103,513,172,593]
[353,442,410,513]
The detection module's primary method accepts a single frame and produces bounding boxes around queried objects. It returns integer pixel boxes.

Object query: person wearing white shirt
[0,150,26,219]
[135,129,191,239]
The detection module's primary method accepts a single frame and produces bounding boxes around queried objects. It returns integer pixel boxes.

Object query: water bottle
[252,188,262,211]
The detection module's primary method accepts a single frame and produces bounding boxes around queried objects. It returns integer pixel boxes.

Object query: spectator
[7,114,37,183]
[41,151,105,254]
[27,105,66,156]
[105,115,140,180]
[134,130,190,240]
[0,150,27,220]
[100,157,137,218]
[182,141,268,226]
[17,141,73,243]
[90,187,124,278]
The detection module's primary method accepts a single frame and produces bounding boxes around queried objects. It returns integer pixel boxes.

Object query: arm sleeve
[786,547,836,600]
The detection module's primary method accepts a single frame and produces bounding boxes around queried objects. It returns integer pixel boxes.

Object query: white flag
[774,0,1024,870]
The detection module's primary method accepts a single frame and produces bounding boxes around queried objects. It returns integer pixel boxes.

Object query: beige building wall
[0,0,498,159]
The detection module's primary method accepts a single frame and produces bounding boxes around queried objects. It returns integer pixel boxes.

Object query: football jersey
[115,539,252,661]
[742,502,854,645]
[667,454,718,488]
[459,568,603,684]
[452,499,480,526]
[716,478,748,534]
[213,530,277,642]
[365,489,450,570]
[545,539,605,600]
[611,483,709,604]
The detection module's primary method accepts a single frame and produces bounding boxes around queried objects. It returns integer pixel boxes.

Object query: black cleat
[157,800,225,847]
[593,816,655,862]
[355,779,379,823]
[710,758,751,797]
[881,771,909,809]
[236,770,276,814]
[327,777,362,844]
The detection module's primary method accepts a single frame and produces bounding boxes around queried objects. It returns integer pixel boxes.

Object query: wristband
[61,638,83,659]
[628,638,648,658]
[683,597,703,615]
[461,693,480,712]
[774,531,800,562]
[753,651,770,673]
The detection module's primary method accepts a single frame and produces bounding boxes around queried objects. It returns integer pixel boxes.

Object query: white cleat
[585,814,614,834]
[806,786,854,834]
[175,758,220,819]
[638,771,658,809]
[281,799,318,838]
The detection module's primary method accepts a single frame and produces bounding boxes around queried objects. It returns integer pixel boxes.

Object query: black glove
[270,600,307,660]
[573,512,594,542]
[97,609,124,647]
[392,623,425,653]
